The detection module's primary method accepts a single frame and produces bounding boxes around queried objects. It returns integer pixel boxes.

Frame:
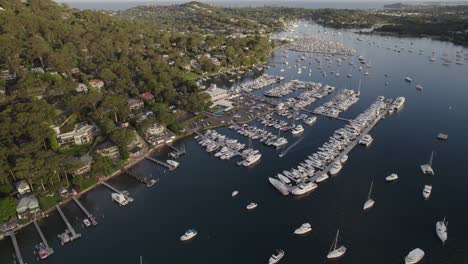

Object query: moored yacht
[436,217,448,244]
[340,154,348,164]
[111,192,129,206]
[246,202,258,210]
[316,173,329,183]
[269,177,290,196]
[393,96,406,110]
[423,185,432,199]
[405,248,424,264]
[292,182,317,195]
[232,190,239,197]
[327,229,347,259]
[269,249,285,264]
[180,229,197,241]
[329,161,343,176]
[405,76,412,82]
[291,125,304,135]
[167,159,179,168]
[304,116,317,125]
[363,181,375,210]
[294,223,312,235]
[243,153,262,167]
[359,134,373,147]
[385,173,399,182]
[415,84,423,90]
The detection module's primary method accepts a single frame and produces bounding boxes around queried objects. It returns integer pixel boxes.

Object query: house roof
[138,92,154,100]
[15,180,30,191]
[16,194,39,213]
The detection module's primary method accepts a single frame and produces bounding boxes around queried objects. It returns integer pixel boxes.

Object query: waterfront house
[204,84,229,102]
[96,141,120,159]
[138,92,154,101]
[145,123,165,137]
[88,79,105,91]
[15,180,31,195]
[16,194,40,220]
[56,122,99,145]
[127,98,144,111]
[73,155,94,176]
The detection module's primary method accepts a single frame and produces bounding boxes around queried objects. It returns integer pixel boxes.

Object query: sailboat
[420,150,435,175]
[363,181,375,210]
[326,229,347,259]
[436,217,448,244]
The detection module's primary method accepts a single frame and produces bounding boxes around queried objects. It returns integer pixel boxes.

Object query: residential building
[138,92,154,100]
[96,141,120,159]
[56,122,99,145]
[88,79,105,91]
[204,84,229,101]
[15,180,31,195]
[74,155,94,176]
[127,98,144,110]
[16,194,40,220]
[146,123,165,137]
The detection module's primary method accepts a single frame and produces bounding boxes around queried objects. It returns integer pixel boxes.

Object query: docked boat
[359,134,373,147]
[340,154,348,164]
[246,202,258,210]
[329,161,342,176]
[277,174,291,184]
[243,153,262,167]
[291,125,304,135]
[363,181,375,210]
[111,192,129,206]
[316,173,329,183]
[393,96,406,110]
[83,218,91,227]
[423,185,432,199]
[180,229,197,241]
[294,223,312,235]
[436,217,448,244]
[167,159,180,168]
[385,173,399,182]
[269,249,285,264]
[268,177,290,196]
[291,182,317,195]
[304,116,317,125]
[327,229,347,259]
[405,248,424,264]
[35,243,49,260]
[232,190,239,197]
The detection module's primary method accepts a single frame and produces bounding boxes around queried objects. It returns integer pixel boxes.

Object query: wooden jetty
[56,205,81,244]
[33,220,54,256]
[5,231,24,264]
[168,144,186,156]
[72,197,98,226]
[301,108,351,122]
[145,156,176,170]
[101,182,134,202]
[124,170,157,187]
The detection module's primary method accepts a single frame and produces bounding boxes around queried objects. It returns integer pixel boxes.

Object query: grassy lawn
[59,143,91,156]
[38,193,59,210]
[72,175,97,191]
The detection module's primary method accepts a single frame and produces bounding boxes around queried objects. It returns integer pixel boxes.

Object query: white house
[204,84,229,102]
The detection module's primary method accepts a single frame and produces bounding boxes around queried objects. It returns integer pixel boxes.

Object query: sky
[55,0,467,2]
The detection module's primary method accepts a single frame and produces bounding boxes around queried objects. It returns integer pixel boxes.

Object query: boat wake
[279,135,304,158]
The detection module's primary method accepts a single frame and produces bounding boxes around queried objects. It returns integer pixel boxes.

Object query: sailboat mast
[367,181,373,200]
[429,150,434,166]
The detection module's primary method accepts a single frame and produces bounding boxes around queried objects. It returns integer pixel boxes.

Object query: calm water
[1,22,468,264]
[62,1,388,11]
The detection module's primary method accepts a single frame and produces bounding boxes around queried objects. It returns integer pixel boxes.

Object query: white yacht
[292,182,317,195]
[243,153,262,167]
[167,160,179,168]
[405,76,412,82]
[111,193,129,206]
[436,217,448,244]
[83,218,91,227]
[340,154,348,164]
[359,134,373,147]
[277,174,291,184]
[405,248,424,264]
[329,161,342,176]
[294,223,312,235]
[246,202,258,210]
[291,125,304,135]
[385,173,399,182]
[269,249,285,264]
[393,96,406,110]
[304,116,317,125]
[232,190,239,197]
[327,229,347,259]
[268,177,290,196]
[423,185,432,199]
[316,173,329,183]
[415,84,423,90]
[180,229,197,241]
[363,181,375,210]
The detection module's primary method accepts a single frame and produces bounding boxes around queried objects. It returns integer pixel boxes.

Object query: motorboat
[291,182,317,195]
[277,174,291,184]
[304,116,317,125]
[83,218,91,227]
[35,243,50,260]
[180,229,197,241]
[243,153,262,167]
[340,154,348,164]
[316,173,329,183]
[405,76,412,82]
[111,192,129,206]
[269,249,285,264]
[359,134,373,147]
[393,96,406,110]
[363,181,375,210]
[415,84,423,90]
[327,229,347,259]
[291,125,304,135]
[294,223,312,235]
[167,160,180,168]
[329,161,342,176]
[436,217,448,244]
[269,177,290,196]
[232,190,239,197]
[246,202,258,210]
[423,185,432,199]
[385,173,399,182]
[405,248,424,264]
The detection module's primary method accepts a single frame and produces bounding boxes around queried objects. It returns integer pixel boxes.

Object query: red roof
[138,92,154,100]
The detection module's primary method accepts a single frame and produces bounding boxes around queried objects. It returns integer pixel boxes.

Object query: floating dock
[145,156,176,170]
[56,205,81,243]
[124,170,158,187]
[33,220,54,256]
[5,231,24,264]
[72,197,98,226]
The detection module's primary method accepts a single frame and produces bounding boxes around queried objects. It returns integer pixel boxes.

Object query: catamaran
[363,181,375,210]
[327,229,347,259]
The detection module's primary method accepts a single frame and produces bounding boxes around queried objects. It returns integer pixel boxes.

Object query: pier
[145,156,176,170]
[124,170,158,187]
[72,197,98,226]
[56,205,81,242]
[301,108,351,122]
[101,182,134,202]
[5,232,24,264]
[33,220,54,256]
[168,144,186,156]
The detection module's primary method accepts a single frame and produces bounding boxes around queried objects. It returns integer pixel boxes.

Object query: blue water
[61,1,389,11]
[1,21,468,264]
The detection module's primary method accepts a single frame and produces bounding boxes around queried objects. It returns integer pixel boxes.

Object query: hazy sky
[56,0,463,2]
